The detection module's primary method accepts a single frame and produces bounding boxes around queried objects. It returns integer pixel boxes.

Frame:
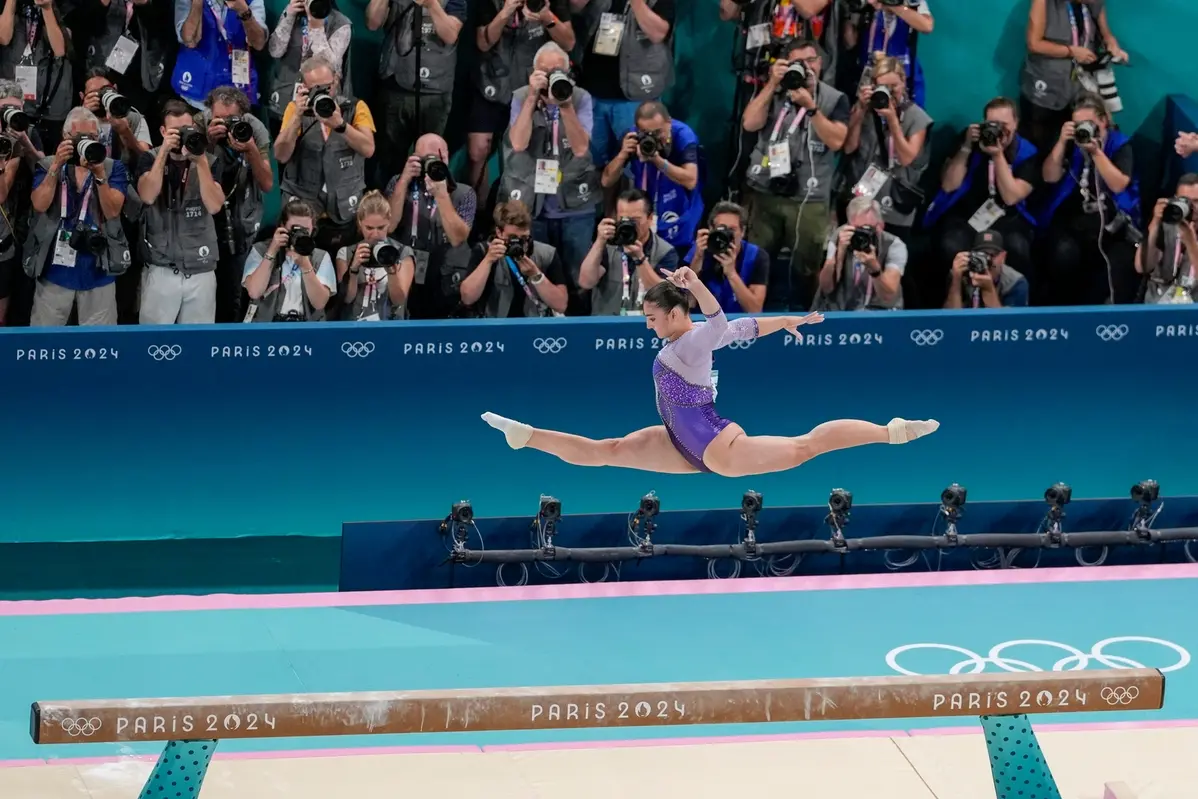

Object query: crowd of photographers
[0,0,1193,327]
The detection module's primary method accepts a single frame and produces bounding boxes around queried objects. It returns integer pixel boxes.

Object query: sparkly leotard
[653,310,760,472]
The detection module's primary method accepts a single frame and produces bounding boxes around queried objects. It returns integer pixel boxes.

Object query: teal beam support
[980,714,1062,799]
[137,739,218,799]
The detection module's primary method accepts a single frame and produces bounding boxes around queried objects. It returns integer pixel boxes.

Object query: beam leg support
[979,714,1061,799]
[137,739,218,799]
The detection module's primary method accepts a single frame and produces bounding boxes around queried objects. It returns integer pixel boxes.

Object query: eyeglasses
[792,56,821,65]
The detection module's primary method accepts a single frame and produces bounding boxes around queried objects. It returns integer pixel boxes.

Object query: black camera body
[0,105,28,133]
[307,85,339,119]
[1045,482,1072,508]
[978,121,1004,149]
[371,241,400,267]
[613,217,639,247]
[450,500,473,525]
[828,488,853,513]
[1074,120,1100,146]
[779,61,808,92]
[1163,197,1193,226]
[421,155,449,183]
[539,495,562,522]
[504,235,528,260]
[547,70,574,102]
[869,85,892,111]
[0,135,15,160]
[70,136,107,167]
[287,226,316,257]
[174,126,208,156]
[849,225,878,253]
[708,225,735,257]
[1131,479,1160,505]
[69,225,106,254]
[940,483,967,509]
[967,250,990,274]
[225,115,254,144]
[525,0,546,10]
[99,87,130,119]
[636,131,660,158]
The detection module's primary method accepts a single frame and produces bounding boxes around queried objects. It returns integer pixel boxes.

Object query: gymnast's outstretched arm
[714,313,824,349]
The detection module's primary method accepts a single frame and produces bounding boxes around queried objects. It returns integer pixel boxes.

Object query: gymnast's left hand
[784,312,824,335]
[662,265,699,290]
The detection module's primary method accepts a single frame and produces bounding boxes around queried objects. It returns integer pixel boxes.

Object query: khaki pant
[744,190,834,311]
[30,280,117,326]
[139,267,216,325]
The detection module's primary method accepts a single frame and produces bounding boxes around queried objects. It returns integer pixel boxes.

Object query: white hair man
[815,196,907,311]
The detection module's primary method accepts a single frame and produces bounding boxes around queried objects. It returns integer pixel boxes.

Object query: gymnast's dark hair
[642,280,689,314]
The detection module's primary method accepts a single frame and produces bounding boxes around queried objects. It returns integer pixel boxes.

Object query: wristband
[238,10,252,20]
[529,271,545,285]
[334,122,348,134]
[349,266,360,274]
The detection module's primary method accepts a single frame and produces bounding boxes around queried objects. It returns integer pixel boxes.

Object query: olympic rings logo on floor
[909,329,943,346]
[1101,686,1140,706]
[60,717,102,737]
[533,337,567,354]
[724,339,755,350]
[341,342,375,358]
[885,637,1191,675]
[146,345,181,361]
[1095,324,1129,342]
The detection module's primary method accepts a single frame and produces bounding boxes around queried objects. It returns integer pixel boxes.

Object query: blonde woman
[335,190,415,321]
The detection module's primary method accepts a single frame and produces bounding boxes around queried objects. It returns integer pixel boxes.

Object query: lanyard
[505,256,544,309]
[207,0,230,41]
[300,16,310,57]
[545,108,561,158]
[1068,3,1092,49]
[22,10,39,59]
[59,172,95,226]
[123,0,134,32]
[408,186,437,243]
[621,252,645,306]
[987,161,996,198]
[1171,237,1195,286]
[770,104,807,143]
[852,261,874,307]
[1079,160,1092,202]
[883,120,897,169]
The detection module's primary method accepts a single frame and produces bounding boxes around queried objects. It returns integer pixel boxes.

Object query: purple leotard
[654,310,760,472]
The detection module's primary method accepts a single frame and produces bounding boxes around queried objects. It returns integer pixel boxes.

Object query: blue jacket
[172,3,259,106]
[685,240,760,314]
[862,12,926,108]
[1037,129,1140,228]
[628,120,704,251]
[923,135,1039,229]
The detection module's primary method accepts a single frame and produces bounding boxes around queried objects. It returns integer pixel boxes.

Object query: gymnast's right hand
[662,265,699,290]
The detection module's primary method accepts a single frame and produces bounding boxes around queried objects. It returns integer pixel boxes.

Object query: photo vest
[499,87,601,216]
[739,0,840,81]
[1021,0,1104,112]
[0,7,74,121]
[197,107,268,246]
[815,230,901,311]
[630,118,704,250]
[587,0,673,101]
[138,149,220,275]
[85,0,172,94]
[745,82,845,205]
[379,0,456,95]
[1144,224,1197,304]
[398,181,474,319]
[244,240,330,322]
[279,102,366,227]
[172,2,259,107]
[486,240,558,318]
[267,11,353,118]
[476,1,548,107]
[591,230,674,316]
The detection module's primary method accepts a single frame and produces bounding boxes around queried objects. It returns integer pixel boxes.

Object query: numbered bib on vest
[534,158,560,194]
[15,65,37,102]
[53,231,77,268]
[767,142,791,179]
[231,49,251,87]
[852,165,890,200]
[594,13,625,56]
[106,35,139,75]
[968,199,1005,233]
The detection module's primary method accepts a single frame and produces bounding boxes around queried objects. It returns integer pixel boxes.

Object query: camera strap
[58,171,94,230]
[769,103,807,144]
[1067,2,1093,51]
[408,186,436,246]
[504,255,546,311]
[207,0,231,42]
[851,259,874,308]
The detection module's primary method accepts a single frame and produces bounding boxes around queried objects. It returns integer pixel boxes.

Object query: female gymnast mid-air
[482,266,939,477]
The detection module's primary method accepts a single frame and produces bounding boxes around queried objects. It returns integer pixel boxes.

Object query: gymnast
[482,266,938,477]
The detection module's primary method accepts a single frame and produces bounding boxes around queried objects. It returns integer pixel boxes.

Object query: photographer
[944,230,1029,309]
[267,0,353,136]
[1038,95,1138,305]
[719,0,840,86]
[275,55,375,255]
[842,53,931,241]
[200,85,273,323]
[470,0,575,196]
[335,190,414,320]
[25,107,130,326]
[922,97,1037,307]
[683,201,769,313]
[843,0,934,108]
[578,187,676,315]
[814,196,905,311]
[366,0,466,184]
[575,0,675,165]
[0,0,73,149]
[0,80,44,325]
[241,197,336,321]
[1137,174,1198,305]
[741,39,848,311]
[134,98,225,324]
[1021,0,1127,155]
[174,0,267,109]
[80,68,152,170]
[386,132,476,319]
[501,41,598,296]
[458,198,568,317]
[602,100,702,255]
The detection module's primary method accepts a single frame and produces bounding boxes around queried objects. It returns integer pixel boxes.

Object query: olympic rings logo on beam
[1095,324,1129,341]
[1101,686,1140,706]
[60,717,102,737]
[533,337,567,354]
[341,342,375,358]
[147,345,181,361]
[909,329,943,346]
[885,637,1191,676]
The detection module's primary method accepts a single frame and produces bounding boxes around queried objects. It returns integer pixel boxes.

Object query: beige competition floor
[1,727,1192,799]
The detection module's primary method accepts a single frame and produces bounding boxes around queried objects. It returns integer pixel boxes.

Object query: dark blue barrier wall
[2,304,1196,543]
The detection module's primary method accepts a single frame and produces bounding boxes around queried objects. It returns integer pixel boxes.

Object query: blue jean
[534,212,597,315]
[589,98,640,165]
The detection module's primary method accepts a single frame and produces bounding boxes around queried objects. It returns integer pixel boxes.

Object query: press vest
[587,0,673,101]
[1021,0,1103,111]
[245,240,330,322]
[846,103,933,227]
[631,119,704,250]
[138,148,220,275]
[499,87,601,216]
[861,10,926,108]
[339,236,411,320]
[739,0,839,81]
[172,1,259,106]
[923,136,1039,229]
[279,101,366,226]
[379,0,456,94]
[957,265,1026,307]
[99,107,145,169]
[700,241,760,314]
[1037,129,1139,227]
[398,181,474,319]
[22,157,132,280]
[476,0,548,106]
[0,6,74,121]
[198,108,268,246]
[1144,224,1197,304]
[816,230,901,311]
[85,0,171,94]
[591,231,674,316]
[267,11,353,117]
[486,240,558,318]
[745,82,845,205]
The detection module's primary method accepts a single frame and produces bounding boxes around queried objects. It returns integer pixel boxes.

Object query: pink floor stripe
[2,563,1196,617]
[3,718,1196,770]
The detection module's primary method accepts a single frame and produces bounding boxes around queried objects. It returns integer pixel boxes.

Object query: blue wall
[2,305,1197,544]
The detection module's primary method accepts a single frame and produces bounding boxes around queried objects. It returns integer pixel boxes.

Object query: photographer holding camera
[267,0,354,136]
[385,132,476,319]
[200,85,273,323]
[814,196,904,311]
[922,97,1037,307]
[741,39,848,311]
[241,197,336,321]
[944,230,1028,309]
[720,0,840,84]
[0,80,44,325]
[842,0,933,108]
[25,107,130,326]
[174,0,267,109]
[1137,174,1198,305]
[842,54,931,241]
[578,187,676,315]
[133,99,225,324]
[80,68,152,169]
[275,55,375,255]
[0,0,73,149]
[602,100,702,255]
[335,190,414,320]
[683,201,769,313]
[1039,94,1138,305]
[458,198,568,317]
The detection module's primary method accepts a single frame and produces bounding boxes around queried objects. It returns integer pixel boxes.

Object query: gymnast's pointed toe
[887,418,939,445]
[482,411,533,449]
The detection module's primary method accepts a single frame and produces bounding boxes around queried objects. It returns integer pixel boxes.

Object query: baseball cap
[973,230,1005,254]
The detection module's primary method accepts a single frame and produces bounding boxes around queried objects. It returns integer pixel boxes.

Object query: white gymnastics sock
[887,418,940,445]
[481,412,533,450]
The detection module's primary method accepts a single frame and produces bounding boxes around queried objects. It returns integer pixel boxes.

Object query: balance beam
[31,670,1164,798]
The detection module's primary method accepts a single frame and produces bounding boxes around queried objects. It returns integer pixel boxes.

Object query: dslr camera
[613,217,639,248]
[99,88,130,119]
[504,234,528,260]
[1073,120,1100,146]
[224,115,254,144]
[287,226,316,257]
[779,60,808,92]
[849,225,878,253]
[70,135,107,166]
[306,0,332,19]
[421,155,449,182]
[0,105,28,133]
[1162,197,1193,226]
[173,126,208,156]
[636,131,661,158]
[371,241,400,267]
[546,70,574,103]
[978,120,1004,149]
[69,225,107,254]
[0,135,14,160]
[869,84,892,111]
[967,251,990,274]
[707,225,735,257]
[306,85,339,119]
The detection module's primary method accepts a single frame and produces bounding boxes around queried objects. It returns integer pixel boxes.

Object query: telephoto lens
[613,217,639,247]
[421,155,449,183]
[0,106,28,133]
[371,241,400,267]
[707,225,735,256]
[547,70,575,102]
[779,61,808,92]
[1162,197,1192,226]
[227,116,254,144]
[99,88,130,119]
[636,132,659,158]
[73,136,107,166]
[869,85,892,111]
[1074,120,1099,146]
[849,225,877,253]
[504,235,527,260]
[288,226,316,257]
[306,0,331,19]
